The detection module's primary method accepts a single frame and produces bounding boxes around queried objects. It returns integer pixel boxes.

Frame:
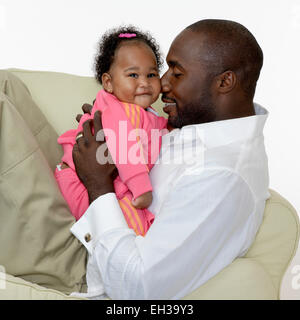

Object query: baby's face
[104,42,161,108]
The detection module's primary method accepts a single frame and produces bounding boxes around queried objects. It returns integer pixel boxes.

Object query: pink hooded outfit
[55,90,167,236]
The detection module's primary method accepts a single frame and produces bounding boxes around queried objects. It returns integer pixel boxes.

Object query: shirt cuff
[70,193,128,254]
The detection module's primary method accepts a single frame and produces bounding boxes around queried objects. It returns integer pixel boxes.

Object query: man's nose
[160,71,171,93]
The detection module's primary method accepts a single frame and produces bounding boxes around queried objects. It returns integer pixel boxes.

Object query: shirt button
[84,233,91,242]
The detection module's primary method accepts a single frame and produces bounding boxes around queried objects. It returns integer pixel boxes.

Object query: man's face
[161,29,217,129]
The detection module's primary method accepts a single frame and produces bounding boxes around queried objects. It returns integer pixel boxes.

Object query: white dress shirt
[70,103,270,300]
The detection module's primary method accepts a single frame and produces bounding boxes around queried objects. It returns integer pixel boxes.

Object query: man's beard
[168,93,217,129]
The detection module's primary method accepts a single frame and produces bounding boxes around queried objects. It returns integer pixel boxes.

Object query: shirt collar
[162,103,269,149]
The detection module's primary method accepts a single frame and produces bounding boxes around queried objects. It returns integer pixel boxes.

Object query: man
[70,19,270,299]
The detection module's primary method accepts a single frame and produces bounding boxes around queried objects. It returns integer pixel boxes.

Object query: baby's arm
[129,107,168,209]
[55,164,89,220]
[55,113,94,220]
[99,94,155,209]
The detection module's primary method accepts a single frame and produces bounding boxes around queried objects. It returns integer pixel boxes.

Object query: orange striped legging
[118,193,154,237]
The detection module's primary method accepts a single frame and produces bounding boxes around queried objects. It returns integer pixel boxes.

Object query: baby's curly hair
[94,25,164,84]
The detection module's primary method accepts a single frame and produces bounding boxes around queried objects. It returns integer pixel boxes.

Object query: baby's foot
[132,191,153,209]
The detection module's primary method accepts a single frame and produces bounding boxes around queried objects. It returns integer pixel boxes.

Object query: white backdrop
[1,0,300,298]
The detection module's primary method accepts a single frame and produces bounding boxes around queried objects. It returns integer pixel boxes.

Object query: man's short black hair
[186,19,263,99]
[94,25,163,84]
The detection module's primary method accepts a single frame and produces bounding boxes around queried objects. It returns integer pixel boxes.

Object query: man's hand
[72,111,117,204]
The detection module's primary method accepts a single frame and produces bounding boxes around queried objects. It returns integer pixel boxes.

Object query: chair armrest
[183,258,277,300]
[0,273,86,300]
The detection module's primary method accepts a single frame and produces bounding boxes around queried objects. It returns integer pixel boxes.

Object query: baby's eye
[129,73,138,78]
[148,73,158,78]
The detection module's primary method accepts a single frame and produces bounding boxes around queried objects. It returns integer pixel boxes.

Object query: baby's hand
[132,191,153,209]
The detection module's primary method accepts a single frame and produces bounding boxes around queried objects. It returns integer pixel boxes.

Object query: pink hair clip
[119,33,136,38]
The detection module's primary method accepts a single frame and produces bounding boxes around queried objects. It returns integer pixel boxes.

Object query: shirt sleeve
[71,168,256,299]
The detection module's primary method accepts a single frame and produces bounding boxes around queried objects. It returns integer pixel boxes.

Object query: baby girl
[55,26,168,236]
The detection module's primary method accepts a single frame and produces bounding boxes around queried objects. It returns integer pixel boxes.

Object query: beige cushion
[0,70,63,172]
[183,258,277,300]
[7,68,102,136]
[0,70,87,294]
[0,272,85,300]
[246,189,300,294]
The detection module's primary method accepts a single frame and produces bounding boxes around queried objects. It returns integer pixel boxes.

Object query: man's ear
[215,71,237,93]
[101,73,113,93]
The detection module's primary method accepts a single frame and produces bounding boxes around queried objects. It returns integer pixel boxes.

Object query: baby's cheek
[153,81,162,99]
